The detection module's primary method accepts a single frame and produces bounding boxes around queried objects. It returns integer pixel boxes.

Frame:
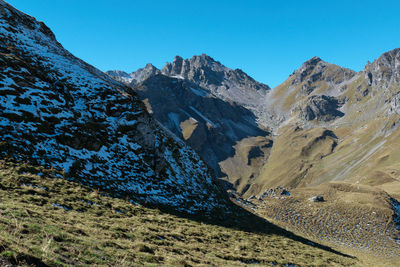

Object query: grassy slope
[0,160,357,266]
[253,183,400,267]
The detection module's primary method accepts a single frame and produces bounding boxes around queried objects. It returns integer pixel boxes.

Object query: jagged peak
[299,56,325,71]
[364,47,400,86]
[141,63,160,73]
[370,48,400,67]
[287,56,356,90]
[144,63,157,69]
[191,53,216,62]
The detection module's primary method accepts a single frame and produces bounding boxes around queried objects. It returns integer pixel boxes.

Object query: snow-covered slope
[0,0,231,214]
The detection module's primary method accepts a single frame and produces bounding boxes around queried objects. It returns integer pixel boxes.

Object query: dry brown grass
[251,182,400,266]
[0,160,358,266]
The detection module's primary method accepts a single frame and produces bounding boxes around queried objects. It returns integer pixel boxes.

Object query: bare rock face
[0,0,232,215]
[134,74,268,177]
[364,48,400,88]
[291,56,357,96]
[299,95,344,121]
[160,54,271,111]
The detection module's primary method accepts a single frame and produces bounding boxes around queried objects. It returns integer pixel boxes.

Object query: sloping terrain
[241,50,400,260]
[109,49,400,259]
[0,0,232,215]
[254,183,400,256]
[0,160,358,266]
[244,50,400,198]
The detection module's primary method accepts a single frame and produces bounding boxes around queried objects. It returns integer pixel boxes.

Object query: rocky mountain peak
[307,56,323,64]
[292,56,325,84]
[144,63,157,70]
[364,48,400,87]
[287,56,356,96]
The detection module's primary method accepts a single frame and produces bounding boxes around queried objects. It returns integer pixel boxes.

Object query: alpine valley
[0,0,399,266]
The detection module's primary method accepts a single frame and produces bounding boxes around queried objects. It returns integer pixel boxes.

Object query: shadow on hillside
[133,74,270,175]
[144,199,356,260]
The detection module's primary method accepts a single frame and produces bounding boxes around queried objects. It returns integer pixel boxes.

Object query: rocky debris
[0,257,13,267]
[299,95,344,121]
[309,195,325,202]
[281,189,290,196]
[258,187,291,200]
[228,191,257,210]
[392,198,400,230]
[257,188,400,257]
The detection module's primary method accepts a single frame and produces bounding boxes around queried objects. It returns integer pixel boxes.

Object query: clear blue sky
[6,0,400,87]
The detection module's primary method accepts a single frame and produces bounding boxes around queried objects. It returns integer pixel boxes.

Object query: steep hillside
[0,160,358,266]
[239,50,400,260]
[0,0,232,215]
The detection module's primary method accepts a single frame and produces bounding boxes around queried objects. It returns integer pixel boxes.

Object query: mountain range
[1,0,400,265]
[108,46,400,257]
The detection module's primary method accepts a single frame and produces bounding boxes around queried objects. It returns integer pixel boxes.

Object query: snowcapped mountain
[0,0,232,214]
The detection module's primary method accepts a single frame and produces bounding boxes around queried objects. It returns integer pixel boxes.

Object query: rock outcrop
[364,48,400,88]
[299,95,344,121]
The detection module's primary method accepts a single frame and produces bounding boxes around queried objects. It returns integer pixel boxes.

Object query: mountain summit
[160,54,270,109]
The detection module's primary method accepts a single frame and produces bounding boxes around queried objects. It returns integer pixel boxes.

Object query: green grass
[0,160,357,266]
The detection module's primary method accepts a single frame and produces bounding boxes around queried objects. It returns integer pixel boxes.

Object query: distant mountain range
[108,48,400,255]
[108,48,400,198]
